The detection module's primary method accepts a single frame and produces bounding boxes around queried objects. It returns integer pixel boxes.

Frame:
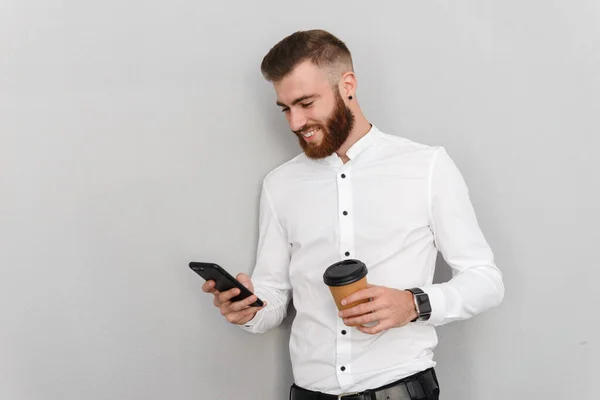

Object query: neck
[336,112,371,162]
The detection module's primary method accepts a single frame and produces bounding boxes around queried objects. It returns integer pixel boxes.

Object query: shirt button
[340,366,346,372]
[341,174,346,179]
[345,252,350,257]
[341,330,347,335]
[343,211,348,216]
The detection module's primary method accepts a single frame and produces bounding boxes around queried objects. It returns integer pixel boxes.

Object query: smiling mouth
[299,127,320,141]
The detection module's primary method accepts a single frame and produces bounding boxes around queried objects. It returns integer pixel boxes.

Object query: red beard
[295,91,355,159]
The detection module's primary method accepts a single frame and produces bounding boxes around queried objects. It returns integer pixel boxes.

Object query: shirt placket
[336,165,355,389]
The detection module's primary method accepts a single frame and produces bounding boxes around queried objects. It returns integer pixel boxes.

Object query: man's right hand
[201,273,267,325]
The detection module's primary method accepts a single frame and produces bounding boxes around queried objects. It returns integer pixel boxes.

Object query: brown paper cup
[328,276,369,311]
[323,259,370,326]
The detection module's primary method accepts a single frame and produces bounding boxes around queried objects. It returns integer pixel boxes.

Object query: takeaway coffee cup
[323,259,369,312]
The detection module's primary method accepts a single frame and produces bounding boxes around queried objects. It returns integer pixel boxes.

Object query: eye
[281,107,290,113]
[301,102,313,108]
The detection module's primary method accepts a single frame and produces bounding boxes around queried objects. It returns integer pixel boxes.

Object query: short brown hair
[261,29,353,83]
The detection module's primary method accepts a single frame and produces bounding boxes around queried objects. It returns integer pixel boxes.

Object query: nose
[288,109,307,133]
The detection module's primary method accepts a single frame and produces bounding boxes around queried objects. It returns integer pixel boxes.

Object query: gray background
[1,1,598,399]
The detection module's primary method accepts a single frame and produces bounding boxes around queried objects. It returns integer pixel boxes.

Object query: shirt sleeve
[419,147,505,326]
[238,179,293,334]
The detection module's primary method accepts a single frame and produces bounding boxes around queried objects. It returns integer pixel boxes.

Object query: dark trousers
[290,368,440,400]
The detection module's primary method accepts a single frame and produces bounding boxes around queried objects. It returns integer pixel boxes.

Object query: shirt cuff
[419,284,447,326]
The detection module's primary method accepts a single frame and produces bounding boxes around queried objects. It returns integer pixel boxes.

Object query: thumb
[236,273,253,291]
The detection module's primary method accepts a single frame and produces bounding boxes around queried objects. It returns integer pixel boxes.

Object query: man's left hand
[338,285,418,335]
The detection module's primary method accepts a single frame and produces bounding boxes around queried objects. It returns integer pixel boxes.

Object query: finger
[343,310,381,327]
[213,293,222,307]
[357,320,389,335]
[225,301,268,325]
[220,295,261,316]
[236,273,252,287]
[341,286,383,307]
[228,306,261,325]
[229,294,259,312]
[339,299,380,318]
[202,280,216,293]
[217,287,241,304]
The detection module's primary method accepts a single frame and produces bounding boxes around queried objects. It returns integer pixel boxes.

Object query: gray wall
[1,1,598,399]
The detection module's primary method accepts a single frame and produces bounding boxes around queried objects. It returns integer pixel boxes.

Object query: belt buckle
[337,391,361,399]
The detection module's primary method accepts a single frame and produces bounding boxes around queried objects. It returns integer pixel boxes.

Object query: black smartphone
[189,262,264,307]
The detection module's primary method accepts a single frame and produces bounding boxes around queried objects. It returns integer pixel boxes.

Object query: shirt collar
[315,124,381,166]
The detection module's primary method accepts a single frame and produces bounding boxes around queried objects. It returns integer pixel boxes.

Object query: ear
[340,71,357,99]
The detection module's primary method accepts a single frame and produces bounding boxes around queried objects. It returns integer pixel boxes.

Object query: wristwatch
[406,288,431,322]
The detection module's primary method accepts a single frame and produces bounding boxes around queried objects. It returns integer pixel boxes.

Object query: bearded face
[294,89,356,159]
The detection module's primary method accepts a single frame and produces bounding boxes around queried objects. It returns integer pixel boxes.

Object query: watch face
[415,293,432,314]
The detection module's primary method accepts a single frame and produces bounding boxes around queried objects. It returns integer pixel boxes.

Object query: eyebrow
[276,94,320,108]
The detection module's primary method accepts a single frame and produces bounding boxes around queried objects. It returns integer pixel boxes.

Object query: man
[203,29,504,400]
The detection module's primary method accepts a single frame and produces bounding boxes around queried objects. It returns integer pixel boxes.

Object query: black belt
[289,368,439,400]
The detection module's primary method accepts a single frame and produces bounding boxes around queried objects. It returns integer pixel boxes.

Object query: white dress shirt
[240,125,504,394]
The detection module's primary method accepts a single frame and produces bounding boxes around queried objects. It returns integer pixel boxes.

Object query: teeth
[303,128,318,138]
